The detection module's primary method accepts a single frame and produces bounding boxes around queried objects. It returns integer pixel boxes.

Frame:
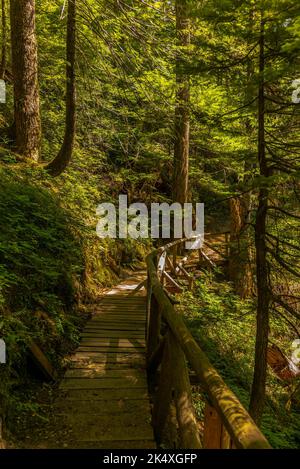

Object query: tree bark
[10,0,41,160]
[0,0,6,79]
[46,0,76,177]
[249,13,270,424]
[173,0,190,205]
[229,7,254,298]
[229,194,253,298]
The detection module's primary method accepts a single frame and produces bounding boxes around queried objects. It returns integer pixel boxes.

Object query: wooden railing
[145,235,271,449]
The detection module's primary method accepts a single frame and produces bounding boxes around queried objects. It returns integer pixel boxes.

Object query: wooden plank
[94,311,145,315]
[60,388,150,400]
[82,331,145,336]
[83,325,145,332]
[29,341,56,381]
[70,351,145,364]
[81,332,145,339]
[65,368,145,379]
[80,337,145,341]
[80,339,145,348]
[162,271,183,293]
[50,439,156,449]
[54,398,151,415]
[61,377,147,390]
[157,251,167,279]
[69,360,146,370]
[147,293,161,360]
[85,321,145,326]
[58,413,154,441]
[128,279,147,295]
[77,346,145,353]
[167,331,201,448]
[203,403,231,449]
[91,314,146,319]
[87,319,146,325]
[89,318,145,324]
[152,328,173,444]
[93,311,145,316]
[95,306,146,311]
[99,298,146,302]
[92,314,145,319]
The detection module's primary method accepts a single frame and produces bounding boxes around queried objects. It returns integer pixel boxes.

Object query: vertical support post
[198,248,202,265]
[147,293,161,362]
[152,329,173,445]
[168,332,201,448]
[146,253,161,362]
[0,415,5,449]
[225,232,229,258]
[203,403,231,449]
[172,245,177,269]
[145,271,151,342]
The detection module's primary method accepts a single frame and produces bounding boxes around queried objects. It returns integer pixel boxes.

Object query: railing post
[172,245,177,269]
[203,402,231,449]
[225,232,230,258]
[147,255,161,363]
[168,332,201,449]
[152,329,174,445]
[146,271,151,342]
[147,293,161,362]
[198,248,202,264]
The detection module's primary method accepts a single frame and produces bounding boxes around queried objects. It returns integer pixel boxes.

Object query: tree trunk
[10,0,41,160]
[229,7,254,298]
[249,13,270,424]
[0,0,6,79]
[173,0,190,205]
[46,0,76,177]
[229,194,253,298]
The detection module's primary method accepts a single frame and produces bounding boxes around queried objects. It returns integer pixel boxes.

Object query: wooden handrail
[146,235,271,450]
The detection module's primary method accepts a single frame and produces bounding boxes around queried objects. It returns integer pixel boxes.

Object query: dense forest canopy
[0,0,299,451]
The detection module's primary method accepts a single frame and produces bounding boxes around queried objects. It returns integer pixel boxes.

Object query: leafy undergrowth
[180,272,300,449]
[0,158,149,442]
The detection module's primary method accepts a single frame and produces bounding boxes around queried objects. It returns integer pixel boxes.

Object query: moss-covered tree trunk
[229,7,254,299]
[229,194,253,298]
[0,0,6,79]
[10,0,41,160]
[46,0,76,177]
[249,12,270,424]
[173,0,190,205]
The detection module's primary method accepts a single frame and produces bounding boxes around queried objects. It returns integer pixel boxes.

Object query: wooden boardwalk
[56,274,156,449]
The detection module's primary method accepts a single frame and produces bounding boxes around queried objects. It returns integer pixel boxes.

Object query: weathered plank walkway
[55,274,156,448]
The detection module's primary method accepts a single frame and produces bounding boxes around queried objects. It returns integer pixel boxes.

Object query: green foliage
[0,169,83,313]
[0,166,84,427]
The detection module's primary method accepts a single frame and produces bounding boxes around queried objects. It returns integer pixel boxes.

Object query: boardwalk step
[50,275,155,449]
[70,352,145,364]
[80,339,145,347]
[61,377,147,390]
[69,361,146,370]
[83,325,145,332]
[58,413,154,441]
[60,388,150,400]
[65,368,145,379]
[81,332,145,339]
[77,347,145,354]
[54,440,156,449]
[54,399,151,415]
